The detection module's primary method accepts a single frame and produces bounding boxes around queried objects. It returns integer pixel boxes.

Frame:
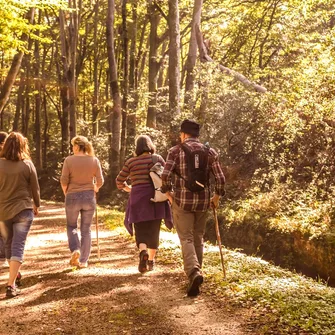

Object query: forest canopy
[0,0,334,239]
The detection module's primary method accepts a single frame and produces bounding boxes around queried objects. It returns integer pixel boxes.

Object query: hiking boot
[69,250,80,266]
[148,260,154,271]
[138,250,148,273]
[78,262,88,269]
[6,285,21,299]
[15,272,22,287]
[187,270,203,297]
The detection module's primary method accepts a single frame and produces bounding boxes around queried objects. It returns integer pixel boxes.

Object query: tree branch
[195,24,267,93]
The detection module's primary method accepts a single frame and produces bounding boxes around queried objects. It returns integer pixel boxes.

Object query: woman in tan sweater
[60,136,104,268]
[0,132,40,299]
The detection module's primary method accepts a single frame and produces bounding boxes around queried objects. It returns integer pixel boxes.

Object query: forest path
[0,202,256,335]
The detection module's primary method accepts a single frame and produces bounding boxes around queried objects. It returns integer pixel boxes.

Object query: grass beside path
[104,208,335,335]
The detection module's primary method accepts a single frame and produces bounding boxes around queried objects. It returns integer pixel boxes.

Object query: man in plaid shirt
[161,119,226,297]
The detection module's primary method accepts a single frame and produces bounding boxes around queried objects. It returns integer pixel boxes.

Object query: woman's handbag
[149,155,169,202]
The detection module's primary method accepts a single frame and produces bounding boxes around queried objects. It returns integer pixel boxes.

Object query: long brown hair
[0,132,31,161]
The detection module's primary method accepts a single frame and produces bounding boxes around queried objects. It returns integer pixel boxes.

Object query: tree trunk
[12,76,25,131]
[120,0,129,166]
[107,0,122,188]
[34,10,42,171]
[146,1,160,128]
[184,0,203,108]
[0,9,35,114]
[92,0,100,136]
[168,0,181,119]
[42,91,49,169]
[59,1,80,154]
[68,0,80,140]
[126,1,138,156]
[59,9,70,156]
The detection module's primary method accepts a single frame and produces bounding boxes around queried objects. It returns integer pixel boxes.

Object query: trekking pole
[95,193,101,261]
[213,207,226,278]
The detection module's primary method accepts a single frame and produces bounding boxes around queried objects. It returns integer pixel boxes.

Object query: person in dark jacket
[161,120,226,297]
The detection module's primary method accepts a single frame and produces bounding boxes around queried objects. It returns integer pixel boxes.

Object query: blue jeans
[65,190,96,263]
[0,209,34,263]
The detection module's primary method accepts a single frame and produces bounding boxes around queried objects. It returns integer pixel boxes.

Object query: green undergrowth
[103,208,335,335]
[222,186,335,239]
[205,247,335,334]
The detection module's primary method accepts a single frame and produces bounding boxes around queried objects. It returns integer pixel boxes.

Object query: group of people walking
[0,119,225,300]
[116,119,225,297]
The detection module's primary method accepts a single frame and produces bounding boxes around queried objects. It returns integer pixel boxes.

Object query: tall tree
[184,0,203,108]
[92,0,100,136]
[59,0,81,150]
[168,0,181,119]
[146,0,161,128]
[126,1,138,155]
[120,0,129,165]
[34,10,42,171]
[107,0,122,187]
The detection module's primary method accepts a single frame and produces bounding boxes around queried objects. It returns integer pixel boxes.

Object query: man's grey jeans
[172,202,208,278]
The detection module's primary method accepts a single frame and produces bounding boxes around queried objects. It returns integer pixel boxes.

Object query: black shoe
[138,250,148,273]
[6,285,21,299]
[187,271,203,297]
[148,260,154,271]
[15,272,22,287]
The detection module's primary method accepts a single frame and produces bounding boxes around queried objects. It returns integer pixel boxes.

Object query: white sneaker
[69,250,80,266]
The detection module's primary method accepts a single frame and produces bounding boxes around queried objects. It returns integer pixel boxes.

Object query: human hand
[123,185,132,193]
[33,205,39,216]
[167,192,174,204]
[210,194,220,209]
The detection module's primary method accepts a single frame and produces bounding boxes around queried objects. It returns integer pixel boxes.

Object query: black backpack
[179,142,210,192]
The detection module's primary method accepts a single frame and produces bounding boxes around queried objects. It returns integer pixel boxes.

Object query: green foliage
[206,248,335,334]
[103,206,335,334]
[179,0,335,243]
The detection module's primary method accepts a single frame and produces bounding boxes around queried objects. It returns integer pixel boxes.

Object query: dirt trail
[0,202,255,335]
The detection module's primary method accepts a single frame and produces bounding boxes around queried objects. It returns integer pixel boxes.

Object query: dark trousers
[134,219,161,249]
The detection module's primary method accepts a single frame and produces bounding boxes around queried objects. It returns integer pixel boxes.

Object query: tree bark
[34,10,42,171]
[120,0,129,166]
[59,1,80,154]
[59,9,70,156]
[92,0,100,136]
[184,0,203,108]
[168,0,181,118]
[146,0,161,128]
[107,0,122,188]
[68,0,80,140]
[126,1,138,157]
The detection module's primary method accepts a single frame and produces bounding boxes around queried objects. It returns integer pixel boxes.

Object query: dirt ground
[0,202,257,335]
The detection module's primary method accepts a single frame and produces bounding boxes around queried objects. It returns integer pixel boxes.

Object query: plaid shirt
[161,138,225,212]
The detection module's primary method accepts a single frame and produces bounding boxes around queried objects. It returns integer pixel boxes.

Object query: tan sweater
[60,155,104,194]
[0,159,40,221]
